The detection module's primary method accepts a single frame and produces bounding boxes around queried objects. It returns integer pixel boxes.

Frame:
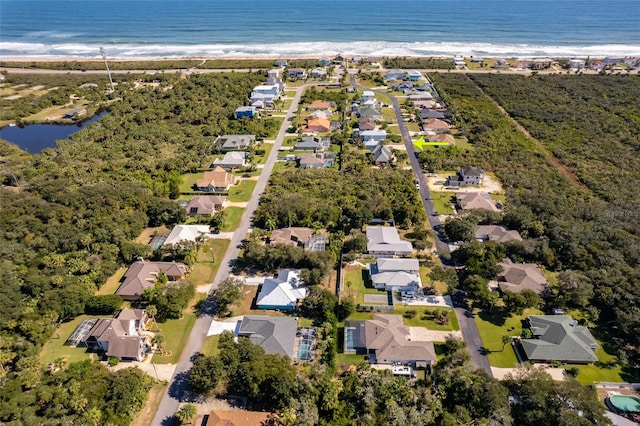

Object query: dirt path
[468,76,587,190]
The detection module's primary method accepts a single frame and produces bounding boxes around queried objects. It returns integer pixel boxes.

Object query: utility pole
[100,47,115,94]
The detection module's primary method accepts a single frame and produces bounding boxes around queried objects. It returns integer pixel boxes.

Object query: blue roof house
[257,269,307,311]
[235,106,257,119]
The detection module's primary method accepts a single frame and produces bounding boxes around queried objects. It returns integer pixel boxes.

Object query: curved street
[349,71,492,376]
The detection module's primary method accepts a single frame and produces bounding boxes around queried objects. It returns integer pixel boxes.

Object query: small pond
[0,112,108,154]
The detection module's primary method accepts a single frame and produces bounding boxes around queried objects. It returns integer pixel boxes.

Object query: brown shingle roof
[205,410,271,426]
[497,258,547,294]
[116,261,187,299]
[364,314,436,363]
[185,195,227,216]
[196,166,235,190]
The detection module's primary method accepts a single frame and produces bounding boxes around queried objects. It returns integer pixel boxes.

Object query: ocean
[1,0,639,59]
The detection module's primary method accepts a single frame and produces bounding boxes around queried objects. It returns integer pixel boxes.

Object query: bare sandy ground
[426,173,504,194]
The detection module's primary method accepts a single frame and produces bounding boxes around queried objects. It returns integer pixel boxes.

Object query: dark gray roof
[521,315,598,363]
[238,315,298,358]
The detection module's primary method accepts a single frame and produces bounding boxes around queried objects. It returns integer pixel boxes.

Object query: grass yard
[40,315,101,366]
[271,161,296,173]
[221,207,244,231]
[179,173,202,193]
[152,311,197,364]
[228,180,256,202]
[252,143,273,164]
[131,383,167,426]
[474,307,543,368]
[394,306,460,331]
[200,334,221,357]
[343,266,383,305]
[189,239,230,284]
[97,267,127,295]
[135,226,170,244]
[405,122,420,132]
[336,353,366,366]
[431,191,456,215]
[381,108,397,122]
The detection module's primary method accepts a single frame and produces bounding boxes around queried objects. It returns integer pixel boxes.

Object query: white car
[415,183,420,190]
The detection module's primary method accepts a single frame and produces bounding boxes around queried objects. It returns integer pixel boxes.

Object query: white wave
[2,41,640,59]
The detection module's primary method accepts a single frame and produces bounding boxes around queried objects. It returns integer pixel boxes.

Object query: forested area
[253,168,427,233]
[0,71,282,422]
[429,72,640,368]
[189,335,607,426]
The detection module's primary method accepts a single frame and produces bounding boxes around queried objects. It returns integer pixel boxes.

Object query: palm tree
[146,305,158,331]
[152,334,166,356]
[501,335,512,352]
[176,403,197,425]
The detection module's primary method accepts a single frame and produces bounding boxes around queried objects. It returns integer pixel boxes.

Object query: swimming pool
[297,339,314,361]
[607,395,640,413]
[344,327,355,352]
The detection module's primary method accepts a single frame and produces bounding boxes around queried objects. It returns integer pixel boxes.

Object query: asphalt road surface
[349,71,492,376]
[151,83,318,425]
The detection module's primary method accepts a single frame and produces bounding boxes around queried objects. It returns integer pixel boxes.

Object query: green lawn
[189,239,230,284]
[382,108,397,122]
[200,334,221,357]
[568,347,627,384]
[40,315,102,366]
[152,312,197,364]
[228,180,256,202]
[221,207,244,231]
[271,161,297,174]
[97,267,127,295]
[431,191,456,215]
[393,306,460,331]
[252,143,273,164]
[335,353,366,366]
[179,173,202,193]
[405,122,420,133]
[343,266,383,305]
[474,308,543,368]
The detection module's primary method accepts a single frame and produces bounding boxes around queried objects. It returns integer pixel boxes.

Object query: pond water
[0,112,108,154]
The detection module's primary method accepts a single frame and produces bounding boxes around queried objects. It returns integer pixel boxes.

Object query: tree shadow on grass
[477,307,510,327]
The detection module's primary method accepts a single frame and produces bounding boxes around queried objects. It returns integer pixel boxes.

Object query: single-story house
[520,315,598,364]
[358,107,382,121]
[234,106,257,119]
[295,136,330,152]
[310,68,327,78]
[256,269,307,311]
[238,315,298,359]
[269,227,327,251]
[408,92,434,102]
[303,117,331,133]
[185,195,227,216]
[366,226,413,256]
[475,225,522,243]
[217,134,255,151]
[297,153,333,169]
[359,116,376,131]
[568,59,586,69]
[419,109,447,120]
[116,261,187,301]
[164,224,210,246]
[307,100,334,111]
[274,59,288,67]
[318,58,331,66]
[456,192,503,213]
[427,134,456,145]
[371,144,394,167]
[422,118,450,132]
[344,314,436,373]
[446,166,484,187]
[361,90,375,103]
[196,166,236,192]
[212,151,246,169]
[307,109,331,120]
[360,129,387,142]
[369,258,421,291]
[205,409,271,426]
[495,258,547,294]
[413,100,436,109]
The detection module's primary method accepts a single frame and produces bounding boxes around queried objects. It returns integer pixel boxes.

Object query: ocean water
[1,0,639,58]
